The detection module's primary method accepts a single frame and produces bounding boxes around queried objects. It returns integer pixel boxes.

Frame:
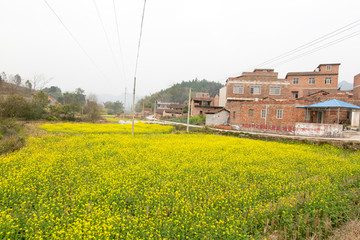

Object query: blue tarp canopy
[304,99,360,109]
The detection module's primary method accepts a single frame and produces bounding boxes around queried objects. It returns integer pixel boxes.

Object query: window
[325,77,332,84]
[233,111,236,120]
[250,86,261,95]
[276,109,283,119]
[293,78,299,84]
[305,110,310,120]
[326,65,331,71]
[249,109,254,117]
[269,86,281,95]
[308,91,312,96]
[233,85,244,94]
[292,91,298,98]
[261,109,266,119]
[309,78,315,84]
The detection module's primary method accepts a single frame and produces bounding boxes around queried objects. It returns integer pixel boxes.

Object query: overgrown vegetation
[0,119,25,155]
[171,115,206,125]
[0,71,109,122]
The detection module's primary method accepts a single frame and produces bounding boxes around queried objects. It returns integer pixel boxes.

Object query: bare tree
[31,74,53,90]
[6,74,17,94]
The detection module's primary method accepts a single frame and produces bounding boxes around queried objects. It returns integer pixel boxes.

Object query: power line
[271,29,360,67]
[251,18,360,69]
[93,0,120,72]
[112,0,127,87]
[132,0,147,136]
[43,0,110,82]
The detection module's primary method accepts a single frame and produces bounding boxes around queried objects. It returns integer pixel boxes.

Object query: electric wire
[93,0,120,73]
[271,29,360,67]
[112,0,127,86]
[252,18,360,68]
[43,0,110,82]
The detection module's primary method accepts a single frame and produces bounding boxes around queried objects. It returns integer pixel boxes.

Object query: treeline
[0,72,124,121]
[135,78,223,112]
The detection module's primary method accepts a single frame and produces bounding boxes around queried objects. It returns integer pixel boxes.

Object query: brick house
[220,64,360,133]
[190,92,222,116]
[155,104,185,119]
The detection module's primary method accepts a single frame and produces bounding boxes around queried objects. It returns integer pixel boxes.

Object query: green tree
[0,95,30,118]
[43,86,62,101]
[84,94,102,122]
[104,101,124,115]
[75,88,86,106]
[14,74,22,86]
[25,80,32,89]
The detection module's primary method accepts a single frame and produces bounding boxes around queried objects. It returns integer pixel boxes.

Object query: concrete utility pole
[124,88,127,114]
[186,88,191,133]
[132,78,136,136]
[142,100,145,119]
[132,0,147,136]
[154,101,157,116]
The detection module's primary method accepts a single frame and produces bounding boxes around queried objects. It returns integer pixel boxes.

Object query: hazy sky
[1,0,360,98]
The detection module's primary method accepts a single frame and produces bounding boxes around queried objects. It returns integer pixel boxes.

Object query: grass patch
[0,119,25,155]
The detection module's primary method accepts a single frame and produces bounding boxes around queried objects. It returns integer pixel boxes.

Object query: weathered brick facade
[221,64,360,131]
[226,69,291,101]
[285,64,340,97]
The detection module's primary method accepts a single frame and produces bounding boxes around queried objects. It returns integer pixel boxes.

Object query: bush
[0,119,25,155]
[0,95,30,118]
[0,134,24,154]
[43,115,59,121]
[171,115,206,125]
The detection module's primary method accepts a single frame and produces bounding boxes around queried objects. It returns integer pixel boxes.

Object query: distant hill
[0,81,34,99]
[135,79,224,111]
[338,81,353,91]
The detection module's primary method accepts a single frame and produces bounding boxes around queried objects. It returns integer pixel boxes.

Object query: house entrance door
[317,112,323,123]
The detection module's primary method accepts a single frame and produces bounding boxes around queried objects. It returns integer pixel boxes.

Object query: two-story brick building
[285,63,340,98]
[190,92,222,116]
[218,64,360,133]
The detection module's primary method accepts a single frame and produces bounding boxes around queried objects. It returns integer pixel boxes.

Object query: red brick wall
[286,74,338,97]
[227,101,306,126]
[226,79,291,100]
[213,94,219,106]
[318,64,340,74]
[225,64,340,102]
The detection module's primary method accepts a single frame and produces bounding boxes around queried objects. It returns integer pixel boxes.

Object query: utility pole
[124,87,127,118]
[124,88,127,113]
[132,78,136,136]
[142,100,145,119]
[154,101,157,116]
[186,88,191,133]
[132,0,147,136]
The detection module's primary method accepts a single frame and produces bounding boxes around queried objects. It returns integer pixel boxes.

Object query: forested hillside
[135,79,223,111]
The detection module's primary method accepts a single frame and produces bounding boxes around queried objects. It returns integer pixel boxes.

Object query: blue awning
[304,99,360,109]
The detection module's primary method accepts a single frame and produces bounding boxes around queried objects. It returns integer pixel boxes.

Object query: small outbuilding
[205,109,230,127]
[302,99,360,126]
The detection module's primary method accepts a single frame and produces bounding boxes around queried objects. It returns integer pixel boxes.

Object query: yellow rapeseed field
[1,123,360,239]
[40,122,174,134]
